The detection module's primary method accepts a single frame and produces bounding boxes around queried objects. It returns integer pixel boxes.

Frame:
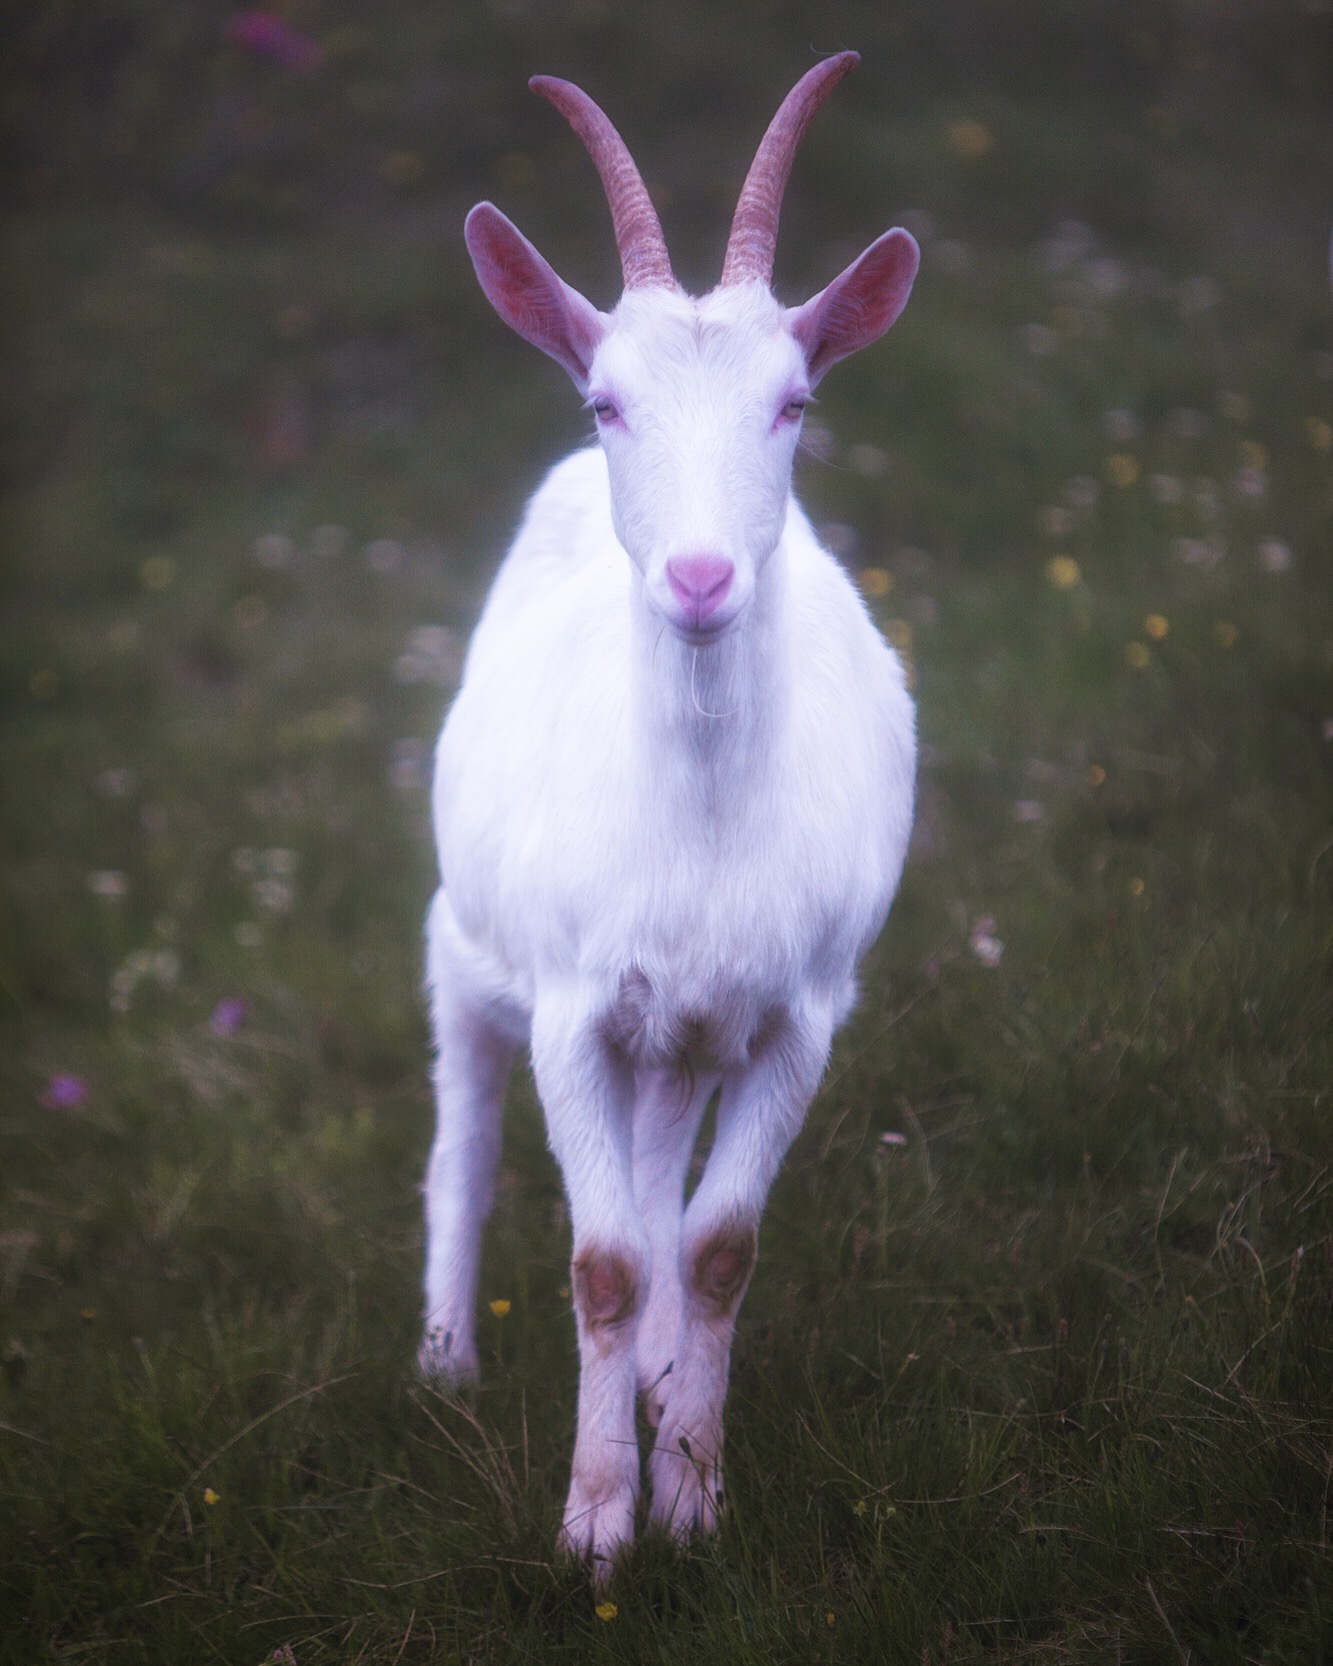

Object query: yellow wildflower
[1143,614,1169,640]
[488,1299,511,1317]
[948,119,993,159]
[381,151,425,188]
[1046,556,1080,589]
[494,151,539,192]
[140,556,175,591]
[203,1488,220,1506]
[857,567,893,598]
[594,1602,618,1622]
[1239,440,1268,470]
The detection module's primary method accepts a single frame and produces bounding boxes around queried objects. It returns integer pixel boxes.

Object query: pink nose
[665,554,734,625]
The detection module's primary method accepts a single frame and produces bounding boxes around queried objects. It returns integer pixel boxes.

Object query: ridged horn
[720,51,860,288]
[529,75,675,291]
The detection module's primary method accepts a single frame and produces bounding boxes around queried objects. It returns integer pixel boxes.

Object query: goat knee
[573,1247,641,1331]
[689,1224,757,1317]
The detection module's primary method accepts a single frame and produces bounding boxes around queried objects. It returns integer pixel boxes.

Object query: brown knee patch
[691,1225,757,1316]
[572,1248,639,1330]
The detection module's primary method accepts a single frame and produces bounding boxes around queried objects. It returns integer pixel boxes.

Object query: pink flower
[40,1073,88,1109]
[225,11,325,72]
[210,997,249,1037]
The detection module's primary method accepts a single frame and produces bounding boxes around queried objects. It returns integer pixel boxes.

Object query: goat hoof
[558,1478,637,1588]
[649,1425,723,1541]
[417,1327,479,1388]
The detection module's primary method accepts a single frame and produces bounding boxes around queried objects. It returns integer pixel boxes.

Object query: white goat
[419,52,919,1577]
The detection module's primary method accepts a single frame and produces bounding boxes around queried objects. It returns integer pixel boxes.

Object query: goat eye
[591,398,618,422]
[781,399,807,421]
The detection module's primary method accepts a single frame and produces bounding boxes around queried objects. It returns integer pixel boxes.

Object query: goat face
[464,56,918,646]
[588,283,807,642]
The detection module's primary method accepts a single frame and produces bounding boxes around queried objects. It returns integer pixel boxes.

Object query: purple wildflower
[225,11,325,72]
[210,997,249,1037]
[40,1073,89,1109]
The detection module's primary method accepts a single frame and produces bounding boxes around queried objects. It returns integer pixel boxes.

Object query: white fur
[419,277,915,1578]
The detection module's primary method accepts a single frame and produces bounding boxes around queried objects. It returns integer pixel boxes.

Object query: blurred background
[3,2,1333,1659]
[7,0,1332,1101]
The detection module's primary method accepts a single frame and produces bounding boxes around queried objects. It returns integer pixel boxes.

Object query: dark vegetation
[2,1,1332,1659]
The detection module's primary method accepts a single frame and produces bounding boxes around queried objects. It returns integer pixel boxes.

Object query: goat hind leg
[418,889,515,1385]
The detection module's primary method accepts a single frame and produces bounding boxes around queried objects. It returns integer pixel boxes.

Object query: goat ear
[787,228,919,386]
[465,202,606,388]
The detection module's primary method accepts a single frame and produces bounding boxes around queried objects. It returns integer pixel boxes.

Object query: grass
[3,2,1333,1660]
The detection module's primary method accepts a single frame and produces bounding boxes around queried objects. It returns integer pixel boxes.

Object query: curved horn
[721,51,860,288]
[529,75,674,291]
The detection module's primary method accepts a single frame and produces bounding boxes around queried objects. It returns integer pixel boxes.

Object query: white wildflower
[969,915,1004,967]
[1148,474,1184,504]
[364,538,406,574]
[253,533,293,569]
[393,625,463,688]
[1259,539,1292,574]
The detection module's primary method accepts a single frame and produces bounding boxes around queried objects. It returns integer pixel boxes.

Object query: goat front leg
[531,995,648,1585]
[648,1006,834,1540]
[419,890,516,1386]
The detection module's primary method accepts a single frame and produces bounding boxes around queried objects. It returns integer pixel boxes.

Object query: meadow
[2,3,1332,1660]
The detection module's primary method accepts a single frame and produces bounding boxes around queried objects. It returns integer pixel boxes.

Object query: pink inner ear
[789,228,920,384]
[465,202,605,386]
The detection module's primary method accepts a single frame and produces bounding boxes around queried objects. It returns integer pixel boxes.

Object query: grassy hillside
[3,3,1332,1659]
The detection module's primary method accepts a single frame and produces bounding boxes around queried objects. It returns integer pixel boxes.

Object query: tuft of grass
[3,3,1332,1661]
